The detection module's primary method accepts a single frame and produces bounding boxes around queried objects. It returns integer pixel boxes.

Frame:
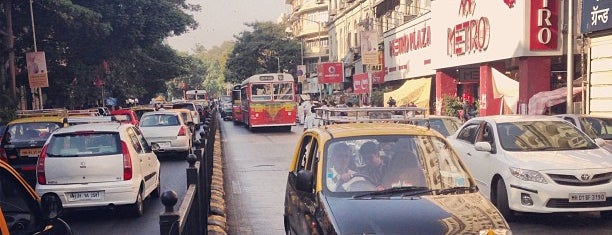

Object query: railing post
[159,191,179,235]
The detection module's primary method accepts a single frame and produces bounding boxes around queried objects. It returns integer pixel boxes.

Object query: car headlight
[509,167,548,184]
[479,228,512,235]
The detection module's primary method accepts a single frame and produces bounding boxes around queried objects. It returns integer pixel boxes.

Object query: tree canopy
[224,21,301,84]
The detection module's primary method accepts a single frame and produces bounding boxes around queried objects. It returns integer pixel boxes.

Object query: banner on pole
[26,51,49,89]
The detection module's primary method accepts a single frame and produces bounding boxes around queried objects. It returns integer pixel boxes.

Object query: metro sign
[530,0,559,50]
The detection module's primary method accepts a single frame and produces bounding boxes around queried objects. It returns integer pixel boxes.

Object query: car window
[132,127,152,153]
[456,124,479,144]
[139,114,179,127]
[497,121,598,151]
[126,128,143,154]
[172,104,195,111]
[46,132,121,156]
[4,122,61,143]
[294,136,313,173]
[563,117,576,126]
[581,117,612,140]
[0,169,41,235]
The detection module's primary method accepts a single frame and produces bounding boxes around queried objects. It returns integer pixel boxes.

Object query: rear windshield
[46,132,121,157]
[3,122,62,143]
[140,114,180,127]
[172,103,195,111]
[113,114,132,122]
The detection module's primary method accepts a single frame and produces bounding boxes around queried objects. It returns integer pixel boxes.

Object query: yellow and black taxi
[0,160,73,234]
[284,107,511,235]
[0,109,68,187]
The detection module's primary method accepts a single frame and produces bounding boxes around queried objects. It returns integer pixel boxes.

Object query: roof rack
[67,109,100,116]
[16,109,69,118]
[316,107,429,125]
[67,116,117,125]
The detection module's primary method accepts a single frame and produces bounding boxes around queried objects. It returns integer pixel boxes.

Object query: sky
[166,0,288,54]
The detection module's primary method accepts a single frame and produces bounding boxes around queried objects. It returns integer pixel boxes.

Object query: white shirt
[304,111,320,130]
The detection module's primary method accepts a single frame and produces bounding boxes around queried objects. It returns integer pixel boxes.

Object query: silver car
[139,110,193,157]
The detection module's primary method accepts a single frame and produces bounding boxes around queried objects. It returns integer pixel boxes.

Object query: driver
[358,141,387,190]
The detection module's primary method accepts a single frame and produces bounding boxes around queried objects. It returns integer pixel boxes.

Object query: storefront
[430,0,566,116]
[581,0,612,116]
[382,13,435,110]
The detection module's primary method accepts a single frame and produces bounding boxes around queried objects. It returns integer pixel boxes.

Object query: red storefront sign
[317,62,344,84]
[372,71,385,84]
[530,0,558,50]
[353,73,370,94]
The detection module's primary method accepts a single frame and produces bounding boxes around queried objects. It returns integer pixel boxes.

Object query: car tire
[151,173,161,198]
[495,179,516,221]
[129,189,144,217]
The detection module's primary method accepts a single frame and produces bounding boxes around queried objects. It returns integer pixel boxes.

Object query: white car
[554,114,612,153]
[35,122,161,217]
[139,110,193,157]
[447,115,612,220]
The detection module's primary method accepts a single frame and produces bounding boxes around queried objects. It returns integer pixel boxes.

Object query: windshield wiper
[402,186,478,197]
[353,186,428,199]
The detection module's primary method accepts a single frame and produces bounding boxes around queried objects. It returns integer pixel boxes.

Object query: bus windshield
[250,82,293,101]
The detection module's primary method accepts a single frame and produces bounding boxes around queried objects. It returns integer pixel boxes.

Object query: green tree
[224,22,301,84]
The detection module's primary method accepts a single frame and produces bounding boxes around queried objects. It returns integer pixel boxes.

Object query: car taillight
[37,144,49,185]
[121,141,133,180]
[178,126,186,136]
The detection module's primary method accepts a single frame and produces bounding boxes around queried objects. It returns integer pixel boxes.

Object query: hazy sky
[166,0,288,53]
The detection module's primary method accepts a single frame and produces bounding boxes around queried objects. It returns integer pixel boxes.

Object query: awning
[383,77,431,108]
[491,68,519,114]
[528,87,583,115]
[375,0,400,18]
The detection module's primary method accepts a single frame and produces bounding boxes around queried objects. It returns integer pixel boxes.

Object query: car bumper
[150,137,190,153]
[505,178,612,213]
[36,180,140,208]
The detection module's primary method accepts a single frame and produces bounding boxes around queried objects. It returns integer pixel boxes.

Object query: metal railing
[159,107,219,235]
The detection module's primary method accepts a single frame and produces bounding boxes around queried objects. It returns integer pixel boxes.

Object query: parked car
[284,107,511,234]
[171,102,200,124]
[111,108,139,126]
[219,95,232,121]
[1,160,73,234]
[171,108,197,135]
[554,114,612,152]
[415,115,463,137]
[35,122,161,217]
[447,115,612,221]
[1,109,68,187]
[139,110,193,158]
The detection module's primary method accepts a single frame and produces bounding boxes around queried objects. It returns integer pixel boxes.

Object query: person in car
[327,143,356,192]
[358,141,387,190]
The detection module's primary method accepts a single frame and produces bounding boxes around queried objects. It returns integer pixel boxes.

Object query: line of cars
[0,104,204,231]
[284,106,612,234]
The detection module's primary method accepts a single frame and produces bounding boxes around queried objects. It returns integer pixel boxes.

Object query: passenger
[358,141,387,190]
[326,143,356,192]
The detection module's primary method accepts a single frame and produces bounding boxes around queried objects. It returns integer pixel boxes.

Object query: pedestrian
[387,97,396,107]
[304,106,320,131]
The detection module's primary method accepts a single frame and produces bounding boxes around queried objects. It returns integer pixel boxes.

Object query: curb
[207,119,228,235]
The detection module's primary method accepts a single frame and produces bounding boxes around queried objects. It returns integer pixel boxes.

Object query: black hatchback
[284,121,511,234]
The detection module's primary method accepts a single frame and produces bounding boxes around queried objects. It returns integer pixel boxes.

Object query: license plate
[568,192,606,202]
[19,148,42,157]
[68,191,104,202]
[158,142,171,148]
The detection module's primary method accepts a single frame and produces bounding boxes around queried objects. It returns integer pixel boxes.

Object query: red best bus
[231,84,243,124]
[240,73,296,131]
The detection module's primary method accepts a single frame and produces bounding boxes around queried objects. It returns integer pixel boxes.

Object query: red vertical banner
[371,70,385,84]
[317,62,344,84]
[530,0,558,50]
[353,73,370,94]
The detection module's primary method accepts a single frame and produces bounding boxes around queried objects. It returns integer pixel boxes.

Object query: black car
[219,96,232,121]
[284,110,510,234]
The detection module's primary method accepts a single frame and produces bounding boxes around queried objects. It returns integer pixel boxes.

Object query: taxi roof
[8,116,67,124]
[308,122,442,140]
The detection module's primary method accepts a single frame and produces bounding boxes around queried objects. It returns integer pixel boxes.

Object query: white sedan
[447,115,612,221]
[139,110,193,158]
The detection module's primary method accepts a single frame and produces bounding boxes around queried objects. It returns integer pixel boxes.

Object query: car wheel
[151,173,161,198]
[129,189,144,217]
[495,179,516,221]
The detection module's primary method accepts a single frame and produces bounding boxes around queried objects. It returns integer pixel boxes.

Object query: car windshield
[140,114,180,127]
[324,135,473,194]
[4,122,61,143]
[172,103,195,111]
[497,121,598,151]
[579,117,612,140]
[46,132,121,157]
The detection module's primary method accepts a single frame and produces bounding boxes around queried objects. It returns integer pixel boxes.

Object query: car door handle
[467,153,472,156]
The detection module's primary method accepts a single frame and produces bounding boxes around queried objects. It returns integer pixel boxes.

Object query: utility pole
[5,0,17,103]
[566,0,574,114]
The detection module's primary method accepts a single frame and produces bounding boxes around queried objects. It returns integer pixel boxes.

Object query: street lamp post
[275,56,280,73]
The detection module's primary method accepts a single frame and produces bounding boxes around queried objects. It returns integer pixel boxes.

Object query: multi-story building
[285,0,330,94]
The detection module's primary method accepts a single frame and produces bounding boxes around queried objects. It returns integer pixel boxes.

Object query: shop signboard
[581,0,612,34]
[353,73,370,94]
[317,62,344,84]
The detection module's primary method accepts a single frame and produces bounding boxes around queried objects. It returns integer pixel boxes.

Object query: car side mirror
[296,169,314,192]
[594,138,606,147]
[474,141,493,152]
[40,193,64,220]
